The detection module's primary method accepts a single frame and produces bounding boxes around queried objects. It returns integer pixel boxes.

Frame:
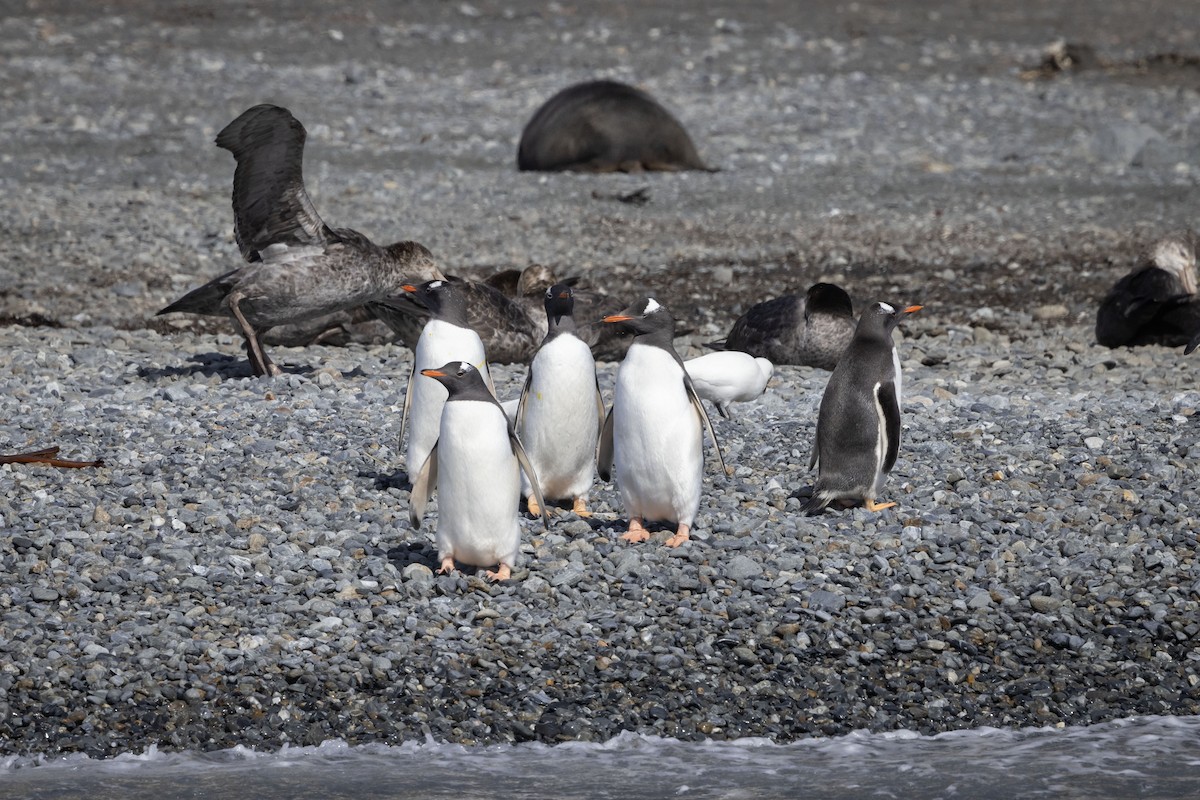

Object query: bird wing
[877,379,901,474]
[594,376,607,447]
[509,427,549,529]
[597,405,615,482]
[400,360,415,451]
[685,374,730,476]
[408,443,439,529]
[515,365,534,434]
[215,104,334,262]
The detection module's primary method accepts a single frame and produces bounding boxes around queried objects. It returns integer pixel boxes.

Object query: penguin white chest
[435,400,521,568]
[521,334,599,500]
[613,343,703,525]
[407,320,488,475]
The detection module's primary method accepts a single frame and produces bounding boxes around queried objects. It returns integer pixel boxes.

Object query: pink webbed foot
[437,556,456,575]
[484,563,512,582]
[620,517,650,543]
[664,523,690,548]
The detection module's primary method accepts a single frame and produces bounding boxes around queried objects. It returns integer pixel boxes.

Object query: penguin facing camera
[370,279,493,484]
[802,302,922,515]
[515,284,606,517]
[409,361,548,582]
[598,297,728,547]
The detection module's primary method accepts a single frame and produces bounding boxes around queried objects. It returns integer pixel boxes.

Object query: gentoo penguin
[1096,234,1200,348]
[683,352,774,419]
[517,80,713,173]
[378,280,493,483]
[515,284,606,517]
[801,302,921,515]
[711,282,856,370]
[597,297,728,547]
[409,361,548,581]
[158,104,442,377]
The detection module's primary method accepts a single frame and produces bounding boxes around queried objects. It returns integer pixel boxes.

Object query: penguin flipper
[1187,329,1200,355]
[515,368,533,433]
[400,360,415,451]
[878,380,901,474]
[594,377,606,443]
[597,405,615,482]
[686,376,730,477]
[510,430,549,530]
[408,444,439,529]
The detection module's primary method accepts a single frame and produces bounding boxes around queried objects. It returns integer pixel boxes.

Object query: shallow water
[3,715,1199,800]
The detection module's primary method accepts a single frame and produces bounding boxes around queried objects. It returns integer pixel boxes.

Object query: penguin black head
[855,302,922,342]
[805,282,854,321]
[420,360,493,401]
[544,282,576,326]
[403,279,470,327]
[601,296,675,340]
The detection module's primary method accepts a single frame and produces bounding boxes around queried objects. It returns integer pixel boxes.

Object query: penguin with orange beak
[802,302,922,515]
[409,361,547,581]
[598,297,727,547]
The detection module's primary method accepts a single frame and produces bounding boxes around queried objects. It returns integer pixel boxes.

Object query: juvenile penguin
[1096,234,1200,348]
[516,284,606,517]
[377,280,492,483]
[409,361,548,581]
[712,282,855,370]
[598,297,728,547]
[683,351,774,419]
[802,302,922,515]
[157,104,442,376]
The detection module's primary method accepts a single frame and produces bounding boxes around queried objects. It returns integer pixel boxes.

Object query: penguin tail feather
[704,338,727,351]
[799,494,831,516]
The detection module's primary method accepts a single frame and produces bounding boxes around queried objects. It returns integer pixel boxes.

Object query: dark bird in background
[158,104,441,376]
[710,282,856,370]
[1096,233,1200,350]
[517,80,713,173]
[802,302,922,516]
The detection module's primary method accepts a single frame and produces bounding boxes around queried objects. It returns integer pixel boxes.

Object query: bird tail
[799,492,831,516]
[704,338,727,351]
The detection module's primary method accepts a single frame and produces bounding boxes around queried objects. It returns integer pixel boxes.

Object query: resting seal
[517,80,712,173]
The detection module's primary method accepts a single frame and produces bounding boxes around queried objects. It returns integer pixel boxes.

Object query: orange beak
[557,290,571,299]
[420,368,446,378]
[402,284,417,293]
[904,305,923,314]
[602,314,632,324]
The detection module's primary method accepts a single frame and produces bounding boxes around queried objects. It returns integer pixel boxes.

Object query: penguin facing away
[801,302,922,515]
[597,297,728,547]
[385,280,494,484]
[683,351,774,419]
[409,361,548,581]
[516,284,606,517]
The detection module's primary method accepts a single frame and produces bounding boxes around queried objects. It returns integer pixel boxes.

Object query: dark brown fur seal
[517,80,712,173]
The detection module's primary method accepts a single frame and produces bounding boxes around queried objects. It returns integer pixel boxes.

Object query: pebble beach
[2,0,1199,759]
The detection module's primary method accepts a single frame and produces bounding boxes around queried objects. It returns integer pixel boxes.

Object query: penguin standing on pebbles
[598,297,728,547]
[516,284,605,517]
[373,280,492,483]
[409,361,547,581]
[801,302,921,515]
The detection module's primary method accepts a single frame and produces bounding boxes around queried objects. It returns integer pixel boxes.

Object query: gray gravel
[2,0,1200,758]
